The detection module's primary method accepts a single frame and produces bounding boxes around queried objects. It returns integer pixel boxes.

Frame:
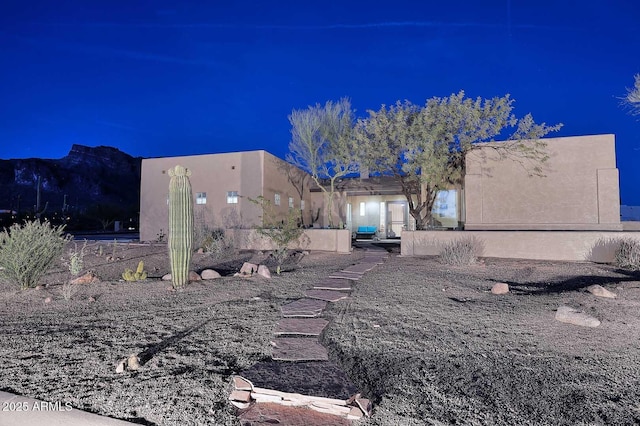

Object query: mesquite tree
[356,91,562,230]
[286,98,359,228]
[168,165,194,289]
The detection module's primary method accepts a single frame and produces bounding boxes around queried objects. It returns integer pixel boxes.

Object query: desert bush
[194,224,233,258]
[0,220,71,290]
[615,238,640,270]
[249,196,304,274]
[439,235,484,266]
[61,240,88,300]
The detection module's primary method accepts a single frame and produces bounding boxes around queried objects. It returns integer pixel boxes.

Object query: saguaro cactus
[168,165,194,289]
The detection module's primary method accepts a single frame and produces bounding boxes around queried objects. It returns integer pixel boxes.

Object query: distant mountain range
[0,144,142,230]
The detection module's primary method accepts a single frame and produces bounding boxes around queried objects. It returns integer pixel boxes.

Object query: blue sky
[2,1,640,203]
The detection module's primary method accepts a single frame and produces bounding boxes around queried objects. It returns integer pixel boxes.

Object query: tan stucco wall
[139,150,311,242]
[229,229,351,254]
[401,230,640,262]
[464,134,621,230]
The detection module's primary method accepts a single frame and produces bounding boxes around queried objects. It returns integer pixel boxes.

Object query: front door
[386,201,407,238]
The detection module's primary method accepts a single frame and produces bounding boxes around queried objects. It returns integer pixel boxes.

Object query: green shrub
[615,238,640,270]
[439,235,484,266]
[249,196,304,274]
[194,225,232,258]
[0,220,71,290]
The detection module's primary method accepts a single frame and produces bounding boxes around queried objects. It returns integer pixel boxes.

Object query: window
[300,200,305,210]
[275,193,281,206]
[196,192,207,205]
[288,197,294,208]
[360,202,365,216]
[227,191,238,204]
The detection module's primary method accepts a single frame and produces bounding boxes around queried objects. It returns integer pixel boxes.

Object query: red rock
[70,272,99,285]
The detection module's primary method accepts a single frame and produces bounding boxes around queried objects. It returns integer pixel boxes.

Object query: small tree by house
[249,196,304,274]
[286,97,359,228]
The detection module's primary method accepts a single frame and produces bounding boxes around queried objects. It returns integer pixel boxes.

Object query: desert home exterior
[139,134,634,260]
[140,150,312,242]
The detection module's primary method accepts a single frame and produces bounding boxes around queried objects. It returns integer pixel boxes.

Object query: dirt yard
[1,241,640,425]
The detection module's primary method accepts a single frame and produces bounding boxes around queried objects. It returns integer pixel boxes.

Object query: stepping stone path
[232,247,389,424]
[304,289,350,302]
[275,318,329,336]
[281,298,328,318]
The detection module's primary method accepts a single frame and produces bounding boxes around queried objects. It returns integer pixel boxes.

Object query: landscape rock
[240,262,259,275]
[257,265,271,279]
[555,305,600,327]
[188,271,201,281]
[71,272,99,285]
[491,283,510,295]
[88,296,96,303]
[201,269,221,280]
[162,273,171,281]
[587,284,617,299]
[44,297,52,304]
[115,359,127,373]
[127,354,140,370]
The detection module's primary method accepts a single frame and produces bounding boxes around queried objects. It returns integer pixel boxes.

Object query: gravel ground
[2,241,640,425]
[324,254,640,425]
[0,241,364,425]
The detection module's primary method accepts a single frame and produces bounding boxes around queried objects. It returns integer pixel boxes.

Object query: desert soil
[1,241,640,425]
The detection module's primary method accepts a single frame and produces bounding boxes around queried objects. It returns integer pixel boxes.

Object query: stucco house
[139,150,313,242]
[139,134,622,244]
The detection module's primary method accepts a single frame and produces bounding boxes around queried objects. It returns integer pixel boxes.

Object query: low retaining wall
[401,230,640,262]
[228,229,351,254]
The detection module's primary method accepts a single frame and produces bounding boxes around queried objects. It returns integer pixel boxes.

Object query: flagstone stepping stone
[281,299,328,318]
[304,289,349,302]
[361,256,386,264]
[275,318,329,336]
[341,263,378,274]
[271,338,329,361]
[240,361,359,399]
[313,279,352,291]
[328,272,361,280]
[238,402,351,426]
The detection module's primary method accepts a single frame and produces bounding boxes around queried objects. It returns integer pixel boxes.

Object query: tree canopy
[286,97,359,228]
[355,91,562,229]
[624,74,640,115]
